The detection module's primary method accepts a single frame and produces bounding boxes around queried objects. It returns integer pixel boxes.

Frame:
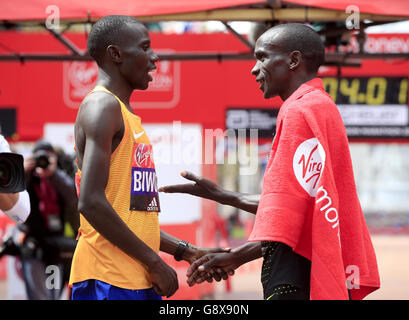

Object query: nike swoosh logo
[133,131,145,139]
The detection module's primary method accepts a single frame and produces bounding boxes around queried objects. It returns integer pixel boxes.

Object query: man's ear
[288,50,302,70]
[107,45,122,63]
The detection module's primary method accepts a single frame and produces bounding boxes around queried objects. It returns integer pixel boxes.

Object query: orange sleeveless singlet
[69,86,161,290]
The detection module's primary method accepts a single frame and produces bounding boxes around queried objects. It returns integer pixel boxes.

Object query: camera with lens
[34,150,50,169]
[0,152,26,193]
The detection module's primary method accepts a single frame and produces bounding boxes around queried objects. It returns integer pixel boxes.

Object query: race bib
[130,143,160,212]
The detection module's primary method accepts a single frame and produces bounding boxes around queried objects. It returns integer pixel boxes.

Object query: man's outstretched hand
[159,170,260,214]
[158,171,228,204]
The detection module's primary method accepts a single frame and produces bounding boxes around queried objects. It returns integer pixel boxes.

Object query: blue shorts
[71,279,162,300]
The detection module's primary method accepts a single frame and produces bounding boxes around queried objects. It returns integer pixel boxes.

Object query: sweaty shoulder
[80,91,121,119]
[77,91,122,133]
[75,90,124,169]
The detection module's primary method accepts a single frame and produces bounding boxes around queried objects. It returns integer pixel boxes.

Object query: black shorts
[261,241,311,300]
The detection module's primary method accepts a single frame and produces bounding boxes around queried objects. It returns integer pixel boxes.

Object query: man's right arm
[77,95,178,297]
[159,171,260,214]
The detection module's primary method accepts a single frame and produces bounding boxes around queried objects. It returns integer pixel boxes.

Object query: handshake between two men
[159,171,262,289]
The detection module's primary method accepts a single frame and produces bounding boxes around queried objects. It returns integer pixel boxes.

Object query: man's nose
[151,51,159,63]
[251,62,260,76]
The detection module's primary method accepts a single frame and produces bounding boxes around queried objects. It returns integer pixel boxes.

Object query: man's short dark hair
[87,15,141,66]
[265,23,325,74]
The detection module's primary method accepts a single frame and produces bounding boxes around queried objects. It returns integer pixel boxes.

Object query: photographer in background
[22,140,79,299]
[24,140,79,239]
[0,134,30,223]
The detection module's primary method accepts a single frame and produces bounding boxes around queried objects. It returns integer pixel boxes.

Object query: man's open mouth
[257,78,265,90]
[147,66,156,81]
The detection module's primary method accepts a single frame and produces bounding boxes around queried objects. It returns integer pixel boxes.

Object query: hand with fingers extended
[158,171,228,204]
[149,256,179,298]
[186,251,241,287]
[159,170,260,214]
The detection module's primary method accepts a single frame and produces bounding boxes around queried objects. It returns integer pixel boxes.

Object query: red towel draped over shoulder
[249,78,380,300]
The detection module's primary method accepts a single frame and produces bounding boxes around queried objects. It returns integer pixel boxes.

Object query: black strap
[174,240,189,261]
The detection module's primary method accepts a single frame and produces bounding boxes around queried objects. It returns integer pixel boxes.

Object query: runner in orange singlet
[69,15,230,300]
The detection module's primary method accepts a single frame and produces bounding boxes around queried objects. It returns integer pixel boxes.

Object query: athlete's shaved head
[251,23,326,100]
[87,15,143,66]
[260,23,325,74]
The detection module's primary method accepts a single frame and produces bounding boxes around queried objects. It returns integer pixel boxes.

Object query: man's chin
[263,91,273,99]
[262,88,278,99]
[133,82,149,91]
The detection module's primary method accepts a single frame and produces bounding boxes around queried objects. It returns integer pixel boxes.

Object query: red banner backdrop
[1,31,408,142]
[1,31,409,299]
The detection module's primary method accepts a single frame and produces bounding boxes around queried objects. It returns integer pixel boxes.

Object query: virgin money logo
[63,56,180,109]
[133,143,154,168]
[293,138,326,196]
[63,61,98,108]
[68,61,98,87]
